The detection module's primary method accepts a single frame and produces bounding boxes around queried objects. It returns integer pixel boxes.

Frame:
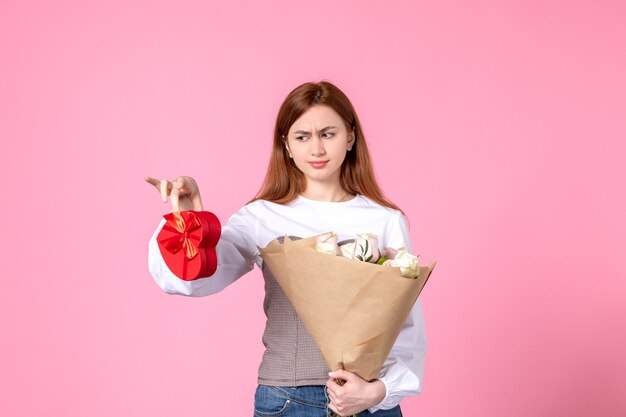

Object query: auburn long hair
[249,80,402,214]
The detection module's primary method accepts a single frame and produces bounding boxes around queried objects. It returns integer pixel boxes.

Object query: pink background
[2,1,625,416]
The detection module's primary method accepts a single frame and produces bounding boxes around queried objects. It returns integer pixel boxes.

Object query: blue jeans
[253,385,403,417]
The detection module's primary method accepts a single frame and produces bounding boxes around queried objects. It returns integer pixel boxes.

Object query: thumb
[329,369,357,383]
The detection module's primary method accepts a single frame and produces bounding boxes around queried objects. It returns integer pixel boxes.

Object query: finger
[191,191,203,211]
[327,389,338,404]
[329,370,356,383]
[326,378,343,394]
[170,187,180,213]
[146,177,172,200]
[144,176,159,188]
[325,385,335,399]
[161,179,172,202]
[328,401,342,417]
[175,177,196,203]
[174,176,187,192]
[327,401,340,416]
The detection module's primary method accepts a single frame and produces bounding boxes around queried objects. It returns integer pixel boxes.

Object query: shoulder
[230,198,292,221]
[357,195,405,219]
[228,200,261,221]
[357,196,410,242]
[239,198,290,212]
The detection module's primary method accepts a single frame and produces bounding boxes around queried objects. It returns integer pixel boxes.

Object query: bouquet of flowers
[317,232,421,278]
[258,231,435,382]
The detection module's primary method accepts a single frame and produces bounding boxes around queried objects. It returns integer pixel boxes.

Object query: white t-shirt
[148,194,426,413]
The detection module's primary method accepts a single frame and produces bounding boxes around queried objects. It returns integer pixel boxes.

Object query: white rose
[316,232,340,255]
[339,242,356,259]
[353,233,380,263]
[392,249,419,278]
[383,246,405,260]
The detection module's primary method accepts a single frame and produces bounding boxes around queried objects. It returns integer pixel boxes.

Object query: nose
[310,133,326,157]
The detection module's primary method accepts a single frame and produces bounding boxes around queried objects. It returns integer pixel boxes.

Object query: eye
[295,135,308,142]
[322,132,334,138]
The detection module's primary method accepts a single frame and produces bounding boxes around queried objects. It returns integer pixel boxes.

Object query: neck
[301,182,352,202]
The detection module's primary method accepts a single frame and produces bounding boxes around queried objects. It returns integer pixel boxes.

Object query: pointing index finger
[144,176,159,188]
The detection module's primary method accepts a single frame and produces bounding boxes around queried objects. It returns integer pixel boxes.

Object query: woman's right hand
[144,175,204,213]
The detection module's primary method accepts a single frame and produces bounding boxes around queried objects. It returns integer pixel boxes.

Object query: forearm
[147,217,256,296]
[368,300,426,413]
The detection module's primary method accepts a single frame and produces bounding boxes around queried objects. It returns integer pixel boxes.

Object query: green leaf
[366,255,373,262]
[376,255,388,265]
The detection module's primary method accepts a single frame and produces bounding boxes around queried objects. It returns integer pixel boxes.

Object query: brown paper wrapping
[258,232,435,381]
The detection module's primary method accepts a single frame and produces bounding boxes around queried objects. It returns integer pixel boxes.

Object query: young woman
[145,81,426,417]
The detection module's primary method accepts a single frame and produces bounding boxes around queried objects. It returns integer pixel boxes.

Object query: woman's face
[284,105,355,189]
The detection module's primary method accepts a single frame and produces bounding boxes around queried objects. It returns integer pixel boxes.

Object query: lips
[308,161,328,169]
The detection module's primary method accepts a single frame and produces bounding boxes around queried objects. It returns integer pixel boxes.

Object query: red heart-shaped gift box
[156,210,221,281]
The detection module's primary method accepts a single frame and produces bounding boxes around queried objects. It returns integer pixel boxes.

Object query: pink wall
[2,1,625,416]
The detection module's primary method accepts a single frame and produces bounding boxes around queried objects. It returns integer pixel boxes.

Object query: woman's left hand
[326,369,386,416]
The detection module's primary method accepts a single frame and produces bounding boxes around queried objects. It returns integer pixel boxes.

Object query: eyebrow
[293,126,337,135]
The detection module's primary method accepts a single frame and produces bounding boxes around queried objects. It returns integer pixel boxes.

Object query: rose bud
[392,250,420,278]
[339,242,356,259]
[383,246,405,261]
[316,232,341,256]
[354,233,380,263]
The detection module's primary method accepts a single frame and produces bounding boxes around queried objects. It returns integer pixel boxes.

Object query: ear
[347,131,355,151]
[284,142,293,158]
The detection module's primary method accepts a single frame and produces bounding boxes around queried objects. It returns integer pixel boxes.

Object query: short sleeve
[382,211,413,254]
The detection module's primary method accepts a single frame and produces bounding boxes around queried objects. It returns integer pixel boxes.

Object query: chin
[296,163,341,181]
[304,172,340,184]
